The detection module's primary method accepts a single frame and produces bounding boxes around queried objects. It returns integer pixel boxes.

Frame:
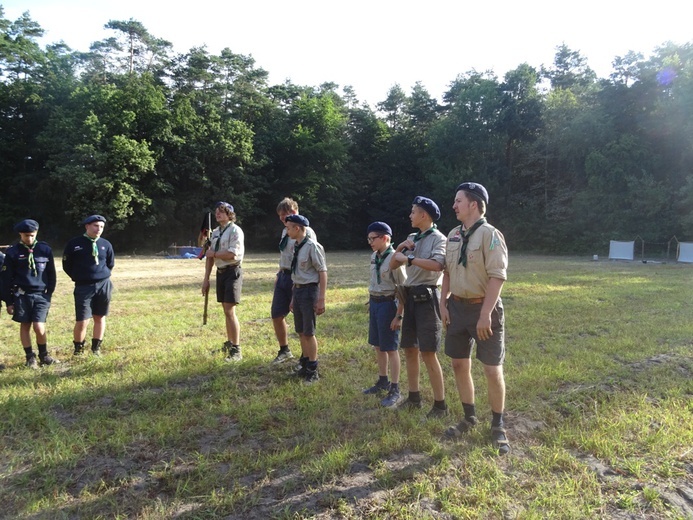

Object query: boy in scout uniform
[390,197,448,418]
[363,221,407,407]
[1,219,59,368]
[271,198,317,365]
[63,215,115,356]
[284,214,327,383]
[202,202,245,361]
[440,182,510,455]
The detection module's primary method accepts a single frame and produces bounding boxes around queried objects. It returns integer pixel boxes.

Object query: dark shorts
[444,297,505,366]
[74,279,113,321]
[368,297,399,351]
[401,286,442,352]
[216,265,242,304]
[271,270,293,319]
[12,292,51,323]
[293,284,318,336]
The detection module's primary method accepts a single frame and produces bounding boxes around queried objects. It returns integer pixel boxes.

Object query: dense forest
[1,8,691,253]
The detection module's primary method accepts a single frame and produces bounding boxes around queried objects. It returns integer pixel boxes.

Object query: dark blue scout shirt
[0,241,57,305]
[62,235,115,284]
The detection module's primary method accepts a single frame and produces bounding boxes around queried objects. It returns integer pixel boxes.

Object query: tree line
[1,8,692,254]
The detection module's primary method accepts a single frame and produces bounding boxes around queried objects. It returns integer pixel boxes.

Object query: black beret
[285,214,310,227]
[14,219,39,233]
[456,182,489,205]
[82,215,107,225]
[367,221,392,236]
[412,196,441,221]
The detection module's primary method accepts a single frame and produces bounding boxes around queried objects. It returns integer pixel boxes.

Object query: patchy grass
[0,252,691,519]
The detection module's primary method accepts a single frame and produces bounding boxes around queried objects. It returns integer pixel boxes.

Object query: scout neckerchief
[83,233,100,265]
[458,218,487,266]
[413,224,437,243]
[21,239,38,276]
[214,223,232,252]
[291,236,308,274]
[374,246,394,284]
[278,231,289,252]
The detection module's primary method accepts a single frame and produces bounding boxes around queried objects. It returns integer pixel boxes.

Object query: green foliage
[1,11,693,251]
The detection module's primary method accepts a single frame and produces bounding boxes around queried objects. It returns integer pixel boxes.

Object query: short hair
[277,197,299,215]
[462,190,486,216]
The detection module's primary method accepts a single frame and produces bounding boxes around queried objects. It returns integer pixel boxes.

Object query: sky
[3,0,691,105]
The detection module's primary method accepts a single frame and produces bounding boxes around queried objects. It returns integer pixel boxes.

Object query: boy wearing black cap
[63,215,115,356]
[284,214,327,383]
[202,202,245,361]
[1,219,59,367]
[364,221,406,407]
[271,198,317,364]
[440,182,510,455]
[391,196,448,418]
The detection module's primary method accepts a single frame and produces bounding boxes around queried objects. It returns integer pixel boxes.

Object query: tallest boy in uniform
[440,182,510,455]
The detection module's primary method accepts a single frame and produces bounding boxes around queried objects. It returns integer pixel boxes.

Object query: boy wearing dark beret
[285,214,327,383]
[63,215,115,356]
[364,221,407,407]
[1,219,59,368]
[391,196,449,418]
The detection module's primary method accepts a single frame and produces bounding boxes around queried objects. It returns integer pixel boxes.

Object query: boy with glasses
[363,222,407,407]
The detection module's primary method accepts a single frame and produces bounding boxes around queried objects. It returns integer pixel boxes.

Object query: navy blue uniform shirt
[62,235,115,284]
[1,241,57,305]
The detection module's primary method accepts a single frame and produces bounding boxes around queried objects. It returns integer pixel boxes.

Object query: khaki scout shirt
[279,226,316,270]
[211,223,244,269]
[369,249,406,297]
[403,228,446,287]
[444,223,508,298]
[291,237,327,285]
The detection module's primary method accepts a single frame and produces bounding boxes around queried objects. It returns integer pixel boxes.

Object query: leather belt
[370,294,396,302]
[294,282,318,288]
[451,295,484,305]
[217,264,239,273]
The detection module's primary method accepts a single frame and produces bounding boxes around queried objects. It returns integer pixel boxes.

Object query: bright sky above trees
[3,0,691,105]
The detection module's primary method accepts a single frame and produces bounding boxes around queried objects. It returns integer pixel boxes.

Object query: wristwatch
[407,254,415,267]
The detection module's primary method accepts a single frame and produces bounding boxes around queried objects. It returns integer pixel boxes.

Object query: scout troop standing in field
[1,183,510,455]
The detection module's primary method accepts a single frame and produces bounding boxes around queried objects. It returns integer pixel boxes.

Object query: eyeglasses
[367,235,383,243]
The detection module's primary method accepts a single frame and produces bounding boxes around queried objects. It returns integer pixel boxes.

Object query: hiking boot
[73,344,84,355]
[363,380,391,395]
[225,345,242,362]
[221,341,232,355]
[426,406,450,419]
[304,369,319,384]
[39,354,61,366]
[491,426,511,456]
[381,387,401,407]
[397,398,422,411]
[25,355,38,369]
[292,358,307,376]
[272,349,294,365]
[444,417,478,438]
[91,348,101,357]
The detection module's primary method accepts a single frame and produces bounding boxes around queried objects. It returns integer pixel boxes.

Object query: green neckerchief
[291,236,308,274]
[83,233,99,265]
[21,239,38,276]
[278,232,289,252]
[374,246,394,284]
[214,223,232,252]
[458,218,487,266]
[413,224,437,243]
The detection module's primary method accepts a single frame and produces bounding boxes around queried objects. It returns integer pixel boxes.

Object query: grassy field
[1,252,692,519]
